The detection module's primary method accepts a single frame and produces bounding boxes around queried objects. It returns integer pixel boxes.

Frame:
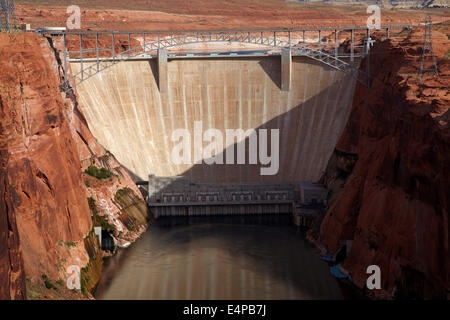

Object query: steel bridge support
[281,48,292,91]
[318,30,322,51]
[158,48,168,94]
[350,29,354,63]
[364,28,374,87]
[79,33,83,82]
[334,30,339,59]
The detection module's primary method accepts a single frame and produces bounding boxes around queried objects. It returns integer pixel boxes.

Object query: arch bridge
[38,25,414,90]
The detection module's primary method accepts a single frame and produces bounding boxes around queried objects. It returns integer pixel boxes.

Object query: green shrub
[84,166,113,180]
[88,198,114,231]
[93,214,115,231]
[57,240,76,248]
[115,188,129,198]
[65,241,76,248]
[41,274,57,290]
[87,197,97,215]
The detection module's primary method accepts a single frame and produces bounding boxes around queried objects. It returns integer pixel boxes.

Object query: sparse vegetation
[26,277,85,300]
[87,197,115,231]
[127,220,135,231]
[84,165,113,180]
[445,50,450,60]
[65,241,76,247]
[41,274,57,290]
[115,187,131,198]
[80,228,104,298]
[87,197,97,215]
[57,240,77,248]
[80,263,90,298]
[93,214,115,231]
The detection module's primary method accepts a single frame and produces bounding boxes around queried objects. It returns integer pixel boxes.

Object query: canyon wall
[0,33,148,299]
[72,56,358,182]
[318,29,449,299]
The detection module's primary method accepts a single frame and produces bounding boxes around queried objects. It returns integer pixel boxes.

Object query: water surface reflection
[95,216,349,299]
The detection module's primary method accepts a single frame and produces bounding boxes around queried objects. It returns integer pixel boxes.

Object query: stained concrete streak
[73,56,358,182]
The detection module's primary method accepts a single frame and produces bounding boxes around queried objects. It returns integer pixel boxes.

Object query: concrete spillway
[72,56,358,182]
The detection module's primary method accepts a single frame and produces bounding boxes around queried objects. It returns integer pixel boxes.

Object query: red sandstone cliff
[0,33,148,299]
[318,27,449,299]
[46,35,149,248]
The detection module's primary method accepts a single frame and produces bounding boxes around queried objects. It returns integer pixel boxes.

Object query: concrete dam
[71,54,358,183]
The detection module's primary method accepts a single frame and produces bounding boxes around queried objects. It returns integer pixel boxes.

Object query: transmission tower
[419,16,439,79]
[0,0,17,32]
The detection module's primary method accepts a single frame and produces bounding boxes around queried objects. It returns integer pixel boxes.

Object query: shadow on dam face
[72,56,358,183]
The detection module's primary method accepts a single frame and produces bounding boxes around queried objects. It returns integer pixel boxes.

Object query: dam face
[72,56,357,182]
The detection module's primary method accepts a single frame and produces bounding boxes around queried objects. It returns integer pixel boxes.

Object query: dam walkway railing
[149,200,295,218]
[37,25,416,90]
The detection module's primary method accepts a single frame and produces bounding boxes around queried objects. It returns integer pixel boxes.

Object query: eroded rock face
[0,102,26,300]
[0,33,148,299]
[45,36,149,247]
[0,33,92,298]
[319,29,449,299]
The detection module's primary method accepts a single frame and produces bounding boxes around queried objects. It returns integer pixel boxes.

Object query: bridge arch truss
[37,27,412,90]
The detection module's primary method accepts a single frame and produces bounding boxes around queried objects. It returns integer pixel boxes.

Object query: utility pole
[419,16,439,80]
[0,0,17,32]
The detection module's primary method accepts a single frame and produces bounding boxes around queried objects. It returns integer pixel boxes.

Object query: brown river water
[95,216,357,300]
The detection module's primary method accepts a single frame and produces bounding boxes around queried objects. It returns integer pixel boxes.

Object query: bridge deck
[44,24,418,90]
[68,51,365,63]
[36,24,416,36]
